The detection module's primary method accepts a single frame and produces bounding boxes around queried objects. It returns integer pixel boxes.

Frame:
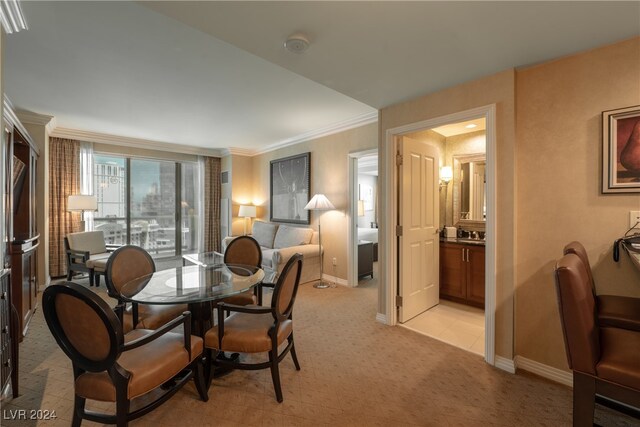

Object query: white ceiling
[4,1,639,153]
[432,118,486,138]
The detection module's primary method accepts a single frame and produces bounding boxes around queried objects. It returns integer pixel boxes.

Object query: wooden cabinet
[11,237,38,338]
[440,241,485,308]
[0,269,18,398]
[358,240,374,279]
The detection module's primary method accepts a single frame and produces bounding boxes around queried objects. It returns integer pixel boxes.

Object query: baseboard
[515,356,573,387]
[321,273,349,287]
[376,313,387,324]
[494,355,516,374]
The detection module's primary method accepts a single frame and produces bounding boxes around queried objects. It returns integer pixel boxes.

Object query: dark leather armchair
[221,235,264,306]
[105,245,187,332]
[554,253,640,425]
[42,281,208,426]
[564,241,640,331]
[205,253,303,402]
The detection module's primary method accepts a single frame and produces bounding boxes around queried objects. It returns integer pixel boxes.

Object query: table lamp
[238,204,256,235]
[304,194,335,289]
[67,195,97,231]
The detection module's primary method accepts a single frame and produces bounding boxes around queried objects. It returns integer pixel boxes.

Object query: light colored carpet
[2,273,636,426]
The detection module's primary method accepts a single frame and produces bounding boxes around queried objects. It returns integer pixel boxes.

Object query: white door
[398,136,440,322]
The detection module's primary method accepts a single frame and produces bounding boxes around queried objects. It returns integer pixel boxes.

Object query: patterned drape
[203,156,221,252]
[49,138,80,277]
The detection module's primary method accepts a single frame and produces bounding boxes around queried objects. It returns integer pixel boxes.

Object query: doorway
[383,105,497,365]
[401,118,487,356]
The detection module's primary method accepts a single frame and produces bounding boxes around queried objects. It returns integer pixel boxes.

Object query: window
[92,154,200,258]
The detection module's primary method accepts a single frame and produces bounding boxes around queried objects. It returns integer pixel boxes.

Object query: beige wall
[379,69,517,359]
[230,155,255,236]
[248,123,378,281]
[515,37,640,370]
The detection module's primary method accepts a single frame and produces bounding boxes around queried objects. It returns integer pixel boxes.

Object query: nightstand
[358,240,374,279]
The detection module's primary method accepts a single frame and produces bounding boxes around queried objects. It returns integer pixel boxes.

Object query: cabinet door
[466,245,485,306]
[440,244,466,298]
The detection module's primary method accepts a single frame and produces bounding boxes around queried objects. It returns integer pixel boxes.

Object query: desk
[120,264,264,337]
[622,241,640,271]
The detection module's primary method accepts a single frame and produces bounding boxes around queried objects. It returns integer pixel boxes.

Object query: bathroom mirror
[452,153,486,224]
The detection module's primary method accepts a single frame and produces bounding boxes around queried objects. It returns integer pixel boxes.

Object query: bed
[357,227,378,261]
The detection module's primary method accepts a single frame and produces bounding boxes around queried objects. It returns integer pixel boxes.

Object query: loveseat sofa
[222,221,321,284]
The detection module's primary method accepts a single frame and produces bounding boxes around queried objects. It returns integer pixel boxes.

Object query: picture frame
[270,152,310,224]
[602,105,640,193]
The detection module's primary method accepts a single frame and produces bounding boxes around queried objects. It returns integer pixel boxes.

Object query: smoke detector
[284,33,309,53]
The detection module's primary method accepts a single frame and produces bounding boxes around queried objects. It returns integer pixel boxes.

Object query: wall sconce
[439,166,453,188]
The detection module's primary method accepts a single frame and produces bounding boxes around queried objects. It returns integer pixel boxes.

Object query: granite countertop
[440,237,486,246]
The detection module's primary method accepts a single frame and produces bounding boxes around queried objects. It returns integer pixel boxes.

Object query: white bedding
[357,227,378,243]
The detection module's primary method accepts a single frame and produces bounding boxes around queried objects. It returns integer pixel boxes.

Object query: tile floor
[401,300,485,356]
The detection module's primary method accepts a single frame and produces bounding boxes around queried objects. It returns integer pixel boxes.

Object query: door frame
[348,148,378,287]
[383,104,497,365]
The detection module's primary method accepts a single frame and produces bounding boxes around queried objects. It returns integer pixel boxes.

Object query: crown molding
[220,147,254,157]
[3,95,38,154]
[252,111,378,156]
[50,127,224,158]
[16,110,56,134]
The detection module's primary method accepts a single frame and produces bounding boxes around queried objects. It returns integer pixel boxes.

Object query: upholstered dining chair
[205,253,303,402]
[554,253,640,425]
[563,241,640,331]
[221,235,264,306]
[105,245,187,332]
[42,281,208,427]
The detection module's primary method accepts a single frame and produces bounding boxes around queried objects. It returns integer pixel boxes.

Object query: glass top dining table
[120,263,266,336]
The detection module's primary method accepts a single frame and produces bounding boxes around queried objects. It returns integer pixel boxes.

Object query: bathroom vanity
[440,239,485,308]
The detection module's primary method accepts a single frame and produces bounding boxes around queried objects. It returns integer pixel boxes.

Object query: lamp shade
[357,200,365,217]
[238,205,256,218]
[304,194,335,211]
[440,166,453,183]
[67,195,97,211]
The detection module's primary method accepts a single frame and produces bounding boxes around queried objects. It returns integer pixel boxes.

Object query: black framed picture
[270,152,310,224]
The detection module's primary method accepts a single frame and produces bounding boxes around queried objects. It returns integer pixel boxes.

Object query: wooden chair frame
[43,282,208,427]
[64,236,119,287]
[223,235,264,305]
[210,253,303,402]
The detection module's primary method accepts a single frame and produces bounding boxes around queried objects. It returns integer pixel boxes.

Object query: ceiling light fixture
[465,123,477,129]
[284,33,310,53]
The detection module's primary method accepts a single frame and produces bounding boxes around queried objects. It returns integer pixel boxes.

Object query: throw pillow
[274,225,313,249]
[252,221,279,248]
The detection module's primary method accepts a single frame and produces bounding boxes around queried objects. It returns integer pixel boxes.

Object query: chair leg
[115,379,130,427]
[71,395,85,427]
[89,271,95,287]
[572,372,596,427]
[95,273,101,287]
[289,335,301,371]
[67,270,73,281]
[193,357,209,402]
[268,347,283,403]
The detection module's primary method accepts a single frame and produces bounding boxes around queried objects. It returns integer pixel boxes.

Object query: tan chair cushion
[221,291,256,307]
[122,304,189,333]
[204,310,292,353]
[75,329,203,401]
[597,327,640,390]
[86,253,111,270]
[67,231,107,255]
[597,295,640,332]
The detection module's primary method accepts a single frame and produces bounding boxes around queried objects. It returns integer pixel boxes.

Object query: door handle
[462,248,465,262]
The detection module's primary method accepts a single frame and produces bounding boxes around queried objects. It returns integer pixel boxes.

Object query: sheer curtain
[203,156,221,252]
[49,137,81,278]
[79,141,94,230]
[197,156,205,253]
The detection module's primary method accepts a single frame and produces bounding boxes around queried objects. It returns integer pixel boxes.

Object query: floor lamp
[304,194,335,289]
[68,195,97,232]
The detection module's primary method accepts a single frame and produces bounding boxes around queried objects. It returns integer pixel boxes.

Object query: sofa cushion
[261,248,276,268]
[273,225,313,249]
[67,231,107,255]
[252,221,279,249]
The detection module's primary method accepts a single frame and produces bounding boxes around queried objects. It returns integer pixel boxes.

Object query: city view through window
[93,154,199,258]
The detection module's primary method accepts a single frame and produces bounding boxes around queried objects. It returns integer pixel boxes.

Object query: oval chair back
[105,245,156,300]
[224,235,262,268]
[272,253,303,321]
[42,282,123,373]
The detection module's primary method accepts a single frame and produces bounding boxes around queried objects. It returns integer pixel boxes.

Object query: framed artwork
[602,105,640,193]
[359,184,374,211]
[270,152,310,224]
